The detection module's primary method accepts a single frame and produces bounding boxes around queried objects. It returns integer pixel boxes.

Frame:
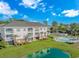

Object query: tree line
[50,21,79,36]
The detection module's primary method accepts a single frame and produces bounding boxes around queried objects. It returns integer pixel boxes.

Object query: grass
[0,37,79,58]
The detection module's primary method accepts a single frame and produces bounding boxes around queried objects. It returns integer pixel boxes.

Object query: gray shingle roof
[2,20,46,27]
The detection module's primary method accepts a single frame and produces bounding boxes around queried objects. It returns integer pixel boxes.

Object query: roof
[1,20,46,27]
[0,24,5,27]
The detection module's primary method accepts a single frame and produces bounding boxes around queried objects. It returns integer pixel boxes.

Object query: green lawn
[0,37,79,58]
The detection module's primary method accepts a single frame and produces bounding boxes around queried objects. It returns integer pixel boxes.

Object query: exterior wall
[0,26,48,44]
[13,27,28,39]
[39,27,48,39]
[4,27,28,41]
[33,26,48,40]
[4,27,13,41]
[0,27,6,40]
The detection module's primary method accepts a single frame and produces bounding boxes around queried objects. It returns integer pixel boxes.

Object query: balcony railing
[6,29,13,33]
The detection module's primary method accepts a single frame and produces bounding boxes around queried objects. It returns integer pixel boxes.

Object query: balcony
[35,33,39,37]
[35,28,39,32]
[27,33,33,38]
[28,28,33,33]
[6,28,13,34]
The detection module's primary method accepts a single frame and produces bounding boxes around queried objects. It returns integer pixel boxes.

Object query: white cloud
[20,0,47,13]
[20,0,42,9]
[58,14,61,16]
[36,2,46,13]
[37,6,46,12]
[49,6,53,9]
[62,9,79,17]
[42,7,46,12]
[22,15,28,19]
[46,18,49,21]
[52,12,56,16]
[0,1,18,15]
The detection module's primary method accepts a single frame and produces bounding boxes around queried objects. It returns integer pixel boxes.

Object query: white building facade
[0,20,48,44]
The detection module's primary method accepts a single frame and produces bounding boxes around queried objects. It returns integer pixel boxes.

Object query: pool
[27,48,70,58]
[54,37,79,43]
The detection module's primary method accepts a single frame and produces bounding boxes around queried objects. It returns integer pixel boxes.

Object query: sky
[0,0,79,25]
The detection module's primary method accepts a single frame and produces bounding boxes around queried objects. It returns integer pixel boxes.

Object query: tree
[13,35,18,46]
[50,21,79,36]
[58,24,67,33]
[70,23,77,36]
[0,37,6,49]
[4,18,17,24]
[51,21,58,33]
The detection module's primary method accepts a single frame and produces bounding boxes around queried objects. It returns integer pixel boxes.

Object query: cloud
[52,12,56,16]
[58,14,61,16]
[19,0,42,9]
[22,15,28,19]
[20,0,47,13]
[62,9,79,17]
[49,6,54,9]
[46,18,49,21]
[36,2,47,13]
[0,1,18,15]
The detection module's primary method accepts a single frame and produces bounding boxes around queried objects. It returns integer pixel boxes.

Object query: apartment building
[0,20,48,44]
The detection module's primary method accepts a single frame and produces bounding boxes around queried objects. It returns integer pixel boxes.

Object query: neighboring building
[0,20,48,45]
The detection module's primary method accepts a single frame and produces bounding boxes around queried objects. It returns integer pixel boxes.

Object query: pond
[27,48,70,58]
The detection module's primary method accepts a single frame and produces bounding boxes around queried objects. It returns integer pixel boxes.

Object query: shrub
[65,42,74,44]
[0,39,6,49]
[48,35,53,39]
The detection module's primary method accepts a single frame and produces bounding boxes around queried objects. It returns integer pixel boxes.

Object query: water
[27,48,70,58]
[55,37,79,43]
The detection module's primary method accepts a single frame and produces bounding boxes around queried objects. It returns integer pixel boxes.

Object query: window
[35,33,39,35]
[27,33,33,38]
[41,32,43,34]
[35,28,39,31]
[0,33,1,35]
[6,34,13,38]
[6,28,13,33]
[28,28,33,31]
[6,28,13,30]
[28,38,33,41]
[0,33,1,37]
[35,33,39,37]
[6,28,13,31]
